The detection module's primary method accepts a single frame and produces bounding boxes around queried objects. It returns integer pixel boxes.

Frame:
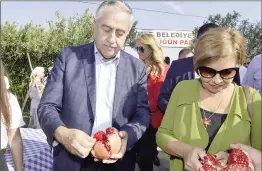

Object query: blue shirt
[242,54,262,95]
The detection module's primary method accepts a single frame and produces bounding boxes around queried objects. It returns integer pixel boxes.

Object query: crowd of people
[1,1,261,171]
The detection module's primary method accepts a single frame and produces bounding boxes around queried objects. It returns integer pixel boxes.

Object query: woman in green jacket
[156,28,261,171]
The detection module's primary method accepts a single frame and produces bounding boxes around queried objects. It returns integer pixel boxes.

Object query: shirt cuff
[52,139,59,147]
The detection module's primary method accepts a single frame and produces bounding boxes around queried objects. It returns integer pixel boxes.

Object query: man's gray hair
[95,1,133,23]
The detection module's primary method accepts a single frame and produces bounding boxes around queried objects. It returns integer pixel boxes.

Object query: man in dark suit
[158,23,241,113]
[38,1,150,171]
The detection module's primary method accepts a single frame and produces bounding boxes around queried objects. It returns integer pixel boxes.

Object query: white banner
[137,29,195,48]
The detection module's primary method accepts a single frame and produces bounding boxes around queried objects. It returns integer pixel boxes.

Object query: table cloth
[4,128,53,171]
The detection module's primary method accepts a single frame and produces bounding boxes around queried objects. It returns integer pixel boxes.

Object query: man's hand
[99,131,128,164]
[55,126,96,158]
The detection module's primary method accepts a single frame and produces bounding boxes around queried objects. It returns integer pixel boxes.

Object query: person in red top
[134,33,169,171]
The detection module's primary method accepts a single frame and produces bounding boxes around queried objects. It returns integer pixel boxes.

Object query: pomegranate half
[200,149,255,171]
[91,127,122,160]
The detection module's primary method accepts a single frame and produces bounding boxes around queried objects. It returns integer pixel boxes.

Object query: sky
[1,1,261,60]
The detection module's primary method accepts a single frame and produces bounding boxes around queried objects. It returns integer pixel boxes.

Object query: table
[4,128,53,171]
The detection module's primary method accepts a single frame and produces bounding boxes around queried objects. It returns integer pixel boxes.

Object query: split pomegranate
[200,149,255,171]
[106,127,122,154]
[92,127,122,160]
[200,153,224,171]
[226,149,255,171]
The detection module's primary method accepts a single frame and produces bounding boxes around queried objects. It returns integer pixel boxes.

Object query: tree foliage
[125,21,138,48]
[1,9,94,113]
[192,11,262,62]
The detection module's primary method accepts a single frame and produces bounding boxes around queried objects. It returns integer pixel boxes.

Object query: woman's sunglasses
[198,66,238,79]
[135,46,144,53]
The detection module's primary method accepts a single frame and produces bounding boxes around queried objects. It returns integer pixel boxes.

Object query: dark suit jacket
[37,42,151,171]
[158,57,241,113]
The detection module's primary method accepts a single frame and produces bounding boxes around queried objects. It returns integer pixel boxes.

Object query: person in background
[134,33,169,170]
[4,77,10,90]
[28,67,45,129]
[37,1,150,171]
[242,54,262,95]
[0,61,24,171]
[156,28,261,171]
[158,23,219,113]
[43,66,53,86]
[158,23,242,114]
[244,61,250,68]
[48,66,53,74]
[239,65,247,84]
[178,48,194,59]
[164,56,170,65]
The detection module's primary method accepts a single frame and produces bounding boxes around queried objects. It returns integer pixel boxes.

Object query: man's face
[94,8,132,59]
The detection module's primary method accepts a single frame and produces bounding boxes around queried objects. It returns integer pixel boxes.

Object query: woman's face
[198,56,238,94]
[135,41,152,61]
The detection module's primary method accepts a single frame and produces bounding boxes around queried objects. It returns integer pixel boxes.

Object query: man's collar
[94,42,121,65]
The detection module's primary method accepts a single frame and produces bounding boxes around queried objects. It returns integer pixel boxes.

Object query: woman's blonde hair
[193,28,246,72]
[136,33,165,79]
[0,60,10,128]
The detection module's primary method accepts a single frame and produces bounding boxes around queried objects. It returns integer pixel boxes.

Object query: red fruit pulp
[106,127,116,135]
[93,131,107,142]
[200,153,224,171]
[227,149,253,171]
[200,149,254,171]
[228,149,249,166]
[227,163,253,171]
[103,141,111,152]
[201,162,217,171]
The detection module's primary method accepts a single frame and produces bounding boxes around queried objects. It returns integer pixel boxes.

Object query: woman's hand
[213,151,229,165]
[182,144,206,171]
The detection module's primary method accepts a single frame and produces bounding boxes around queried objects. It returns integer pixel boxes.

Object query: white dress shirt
[52,45,120,147]
[91,45,120,136]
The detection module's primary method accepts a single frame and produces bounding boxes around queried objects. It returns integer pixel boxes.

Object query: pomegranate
[201,153,224,171]
[226,149,255,171]
[200,149,255,171]
[106,127,122,154]
[92,127,122,160]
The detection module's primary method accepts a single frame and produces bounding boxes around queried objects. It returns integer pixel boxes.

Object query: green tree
[125,21,138,48]
[192,11,262,62]
[0,9,94,115]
